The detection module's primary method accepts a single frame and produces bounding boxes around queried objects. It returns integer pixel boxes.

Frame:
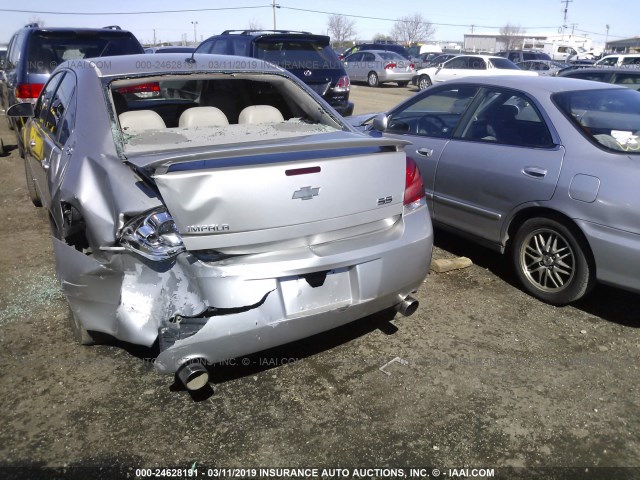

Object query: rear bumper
[577,219,640,293]
[154,205,432,374]
[379,71,414,84]
[333,101,354,116]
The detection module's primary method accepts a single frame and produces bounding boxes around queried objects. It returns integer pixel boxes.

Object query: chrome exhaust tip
[395,295,419,317]
[177,360,209,391]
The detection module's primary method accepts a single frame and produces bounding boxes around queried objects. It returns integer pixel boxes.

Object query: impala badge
[303,70,312,77]
[292,186,320,200]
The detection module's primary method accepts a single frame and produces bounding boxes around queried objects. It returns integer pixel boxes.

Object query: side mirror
[372,113,388,132]
[7,103,35,118]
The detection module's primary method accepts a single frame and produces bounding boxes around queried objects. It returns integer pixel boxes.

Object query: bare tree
[498,23,525,51]
[27,16,45,27]
[390,13,435,44]
[327,14,356,45]
[373,33,394,42]
[247,19,263,31]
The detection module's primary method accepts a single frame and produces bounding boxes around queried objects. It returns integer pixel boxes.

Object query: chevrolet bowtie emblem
[292,186,320,200]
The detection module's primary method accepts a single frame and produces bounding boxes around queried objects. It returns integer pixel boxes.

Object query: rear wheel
[397,81,409,87]
[24,159,42,207]
[418,75,432,90]
[368,71,380,87]
[512,217,594,305]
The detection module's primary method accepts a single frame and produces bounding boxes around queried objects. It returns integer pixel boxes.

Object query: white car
[412,55,537,90]
[595,54,640,67]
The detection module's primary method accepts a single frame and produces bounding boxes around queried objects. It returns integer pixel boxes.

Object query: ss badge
[377,196,393,206]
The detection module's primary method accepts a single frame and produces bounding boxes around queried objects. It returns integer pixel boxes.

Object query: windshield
[553,88,640,153]
[378,52,404,61]
[490,58,520,70]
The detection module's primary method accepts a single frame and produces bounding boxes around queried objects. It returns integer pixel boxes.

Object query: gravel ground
[0,85,638,480]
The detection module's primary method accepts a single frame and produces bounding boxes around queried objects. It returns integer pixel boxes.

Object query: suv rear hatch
[253,35,348,104]
[127,134,408,252]
[27,30,144,75]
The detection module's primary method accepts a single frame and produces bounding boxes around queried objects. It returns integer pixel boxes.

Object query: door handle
[523,167,547,178]
[417,148,433,157]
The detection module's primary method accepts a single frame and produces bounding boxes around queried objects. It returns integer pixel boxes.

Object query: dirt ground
[0,85,639,479]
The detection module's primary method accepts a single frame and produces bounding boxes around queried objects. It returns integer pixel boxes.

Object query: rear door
[26,70,76,208]
[377,84,481,217]
[343,52,364,82]
[433,86,564,244]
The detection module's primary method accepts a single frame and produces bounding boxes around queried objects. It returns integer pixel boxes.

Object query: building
[606,37,640,53]
[463,32,595,54]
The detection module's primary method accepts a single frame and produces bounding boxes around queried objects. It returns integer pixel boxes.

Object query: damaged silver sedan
[8,54,433,390]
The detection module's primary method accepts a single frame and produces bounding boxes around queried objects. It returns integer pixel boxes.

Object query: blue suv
[196,30,353,116]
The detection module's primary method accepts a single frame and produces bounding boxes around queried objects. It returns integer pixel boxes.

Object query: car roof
[60,53,285,78]
[561,67,640,74]
[444,75,628,94]
[20,25,135,34]
[362,50,404,55]
[207,30,329,42]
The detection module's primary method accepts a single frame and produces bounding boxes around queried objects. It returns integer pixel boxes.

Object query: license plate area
[279,267,352,317]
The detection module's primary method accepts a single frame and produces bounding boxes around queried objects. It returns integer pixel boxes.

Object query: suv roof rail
[24,23,40,28]
[103,25,122,30]
[221,29,313,35]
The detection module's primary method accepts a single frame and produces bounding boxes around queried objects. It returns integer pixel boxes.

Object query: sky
[0,0,638,46]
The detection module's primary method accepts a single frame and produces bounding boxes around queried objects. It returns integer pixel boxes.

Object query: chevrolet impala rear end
[13,54,433,390]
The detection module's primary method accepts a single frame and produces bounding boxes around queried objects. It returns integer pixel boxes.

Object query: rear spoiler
[125,134,410,173]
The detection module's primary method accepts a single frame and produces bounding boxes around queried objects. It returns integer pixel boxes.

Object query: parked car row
[412,54,537,90]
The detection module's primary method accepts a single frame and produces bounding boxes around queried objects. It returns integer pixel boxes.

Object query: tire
[23,159,42,207]
[367,71,380,87]
[418,75,432,90]
[0,138,5,156]
[397,81,409,87]
[512,217,595,305]
[68,307,96,346]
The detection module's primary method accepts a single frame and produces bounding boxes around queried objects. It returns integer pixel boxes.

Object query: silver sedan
[7,53,433,390]
[350,76,640,305]
[343,50,415,87]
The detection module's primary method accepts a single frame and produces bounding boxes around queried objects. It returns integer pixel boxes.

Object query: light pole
[191,21,198,45]
[605,24,610,52]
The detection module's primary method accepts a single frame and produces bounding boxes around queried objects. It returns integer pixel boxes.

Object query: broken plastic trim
[118,207,185,261]
[159,289,275,351]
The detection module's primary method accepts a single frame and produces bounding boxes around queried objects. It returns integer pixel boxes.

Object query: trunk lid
[128,134,409,251]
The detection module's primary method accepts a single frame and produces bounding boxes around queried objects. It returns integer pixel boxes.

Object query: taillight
[404,157,426,207]
[117,82,160,95]
[334,75,350,92]
[15,83,44,100]
[410,63,415,70]
[384,63,397,70]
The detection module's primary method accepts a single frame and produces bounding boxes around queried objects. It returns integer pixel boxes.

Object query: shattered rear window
[109,73,344,153]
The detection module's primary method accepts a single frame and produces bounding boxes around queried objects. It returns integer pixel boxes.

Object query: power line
[1,4,633,39]
[0,6,271,15]
[279,6,559,30]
